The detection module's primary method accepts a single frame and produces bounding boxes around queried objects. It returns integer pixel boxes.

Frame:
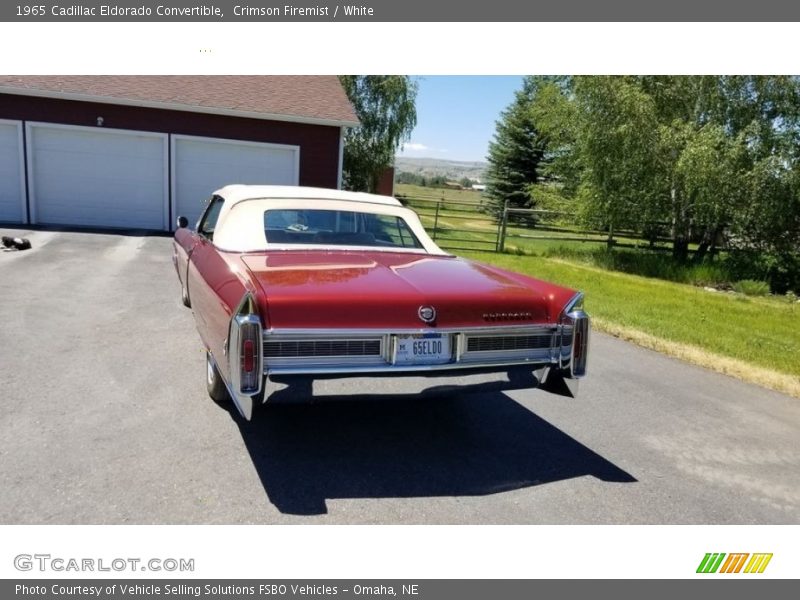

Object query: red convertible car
[173,185,589,419]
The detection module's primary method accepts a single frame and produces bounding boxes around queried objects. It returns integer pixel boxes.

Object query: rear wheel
[181,284,191,308]
[206,352,231,404]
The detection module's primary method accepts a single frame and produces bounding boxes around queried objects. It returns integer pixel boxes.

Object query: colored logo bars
[696,553,773,574]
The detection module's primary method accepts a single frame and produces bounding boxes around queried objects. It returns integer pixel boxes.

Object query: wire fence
[396,192,686,254]
[499,202,681,253]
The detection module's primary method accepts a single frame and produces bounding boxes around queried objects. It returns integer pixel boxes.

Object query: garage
[27,123,168,230]
[172,134,299,227]
[0,119,25,224]
[0,76,358,231]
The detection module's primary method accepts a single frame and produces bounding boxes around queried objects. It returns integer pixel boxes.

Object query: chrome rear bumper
[256,322,587,404]
[261,363,578,403]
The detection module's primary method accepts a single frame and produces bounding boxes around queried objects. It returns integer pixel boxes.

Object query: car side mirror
[176,216,189,229]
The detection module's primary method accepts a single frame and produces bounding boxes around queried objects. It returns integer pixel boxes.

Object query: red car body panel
[238,250,576,329]
[175,230,253,382]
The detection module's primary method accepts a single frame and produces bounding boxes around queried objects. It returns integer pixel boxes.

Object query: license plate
[394,333,452,365]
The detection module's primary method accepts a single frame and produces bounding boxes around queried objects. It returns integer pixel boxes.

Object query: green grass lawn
[461,251,800,380]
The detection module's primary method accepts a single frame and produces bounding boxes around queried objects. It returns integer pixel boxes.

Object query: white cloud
[398,143,453,157]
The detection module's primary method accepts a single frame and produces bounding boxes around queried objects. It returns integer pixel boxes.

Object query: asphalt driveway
[1,229,799,523]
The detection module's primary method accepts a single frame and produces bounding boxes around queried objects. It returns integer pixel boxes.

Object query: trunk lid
[241,251,560,329]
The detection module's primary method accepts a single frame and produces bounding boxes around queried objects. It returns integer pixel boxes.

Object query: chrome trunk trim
[264,324,559,336]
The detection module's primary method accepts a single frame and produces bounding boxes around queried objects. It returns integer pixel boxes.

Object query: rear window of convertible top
[263,209,423,249]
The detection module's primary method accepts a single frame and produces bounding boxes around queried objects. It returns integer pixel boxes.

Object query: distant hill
[395,157,487,182]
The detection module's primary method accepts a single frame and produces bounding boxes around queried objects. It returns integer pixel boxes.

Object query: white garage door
[172,135,299,228]
[27,123,168,230]
[0,120,25,224]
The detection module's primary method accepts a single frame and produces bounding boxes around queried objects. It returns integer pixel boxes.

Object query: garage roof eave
[0,86,360,129]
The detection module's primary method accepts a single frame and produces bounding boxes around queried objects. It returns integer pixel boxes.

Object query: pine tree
[485,77,547,218]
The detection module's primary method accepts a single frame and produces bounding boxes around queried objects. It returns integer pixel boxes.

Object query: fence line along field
[394,183,688,257]
[394,182,799,292]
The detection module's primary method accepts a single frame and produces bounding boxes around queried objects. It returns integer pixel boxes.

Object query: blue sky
[396,76,524,163]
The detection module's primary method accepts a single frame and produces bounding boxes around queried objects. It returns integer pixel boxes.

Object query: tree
[532,77,668,241]
[339,76,418,193]
[643,76,800,262]
[485,77,549,217]
[533,75,800,279]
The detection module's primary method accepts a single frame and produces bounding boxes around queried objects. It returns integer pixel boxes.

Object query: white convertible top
[210,185,447,255]
[214,184,403,207]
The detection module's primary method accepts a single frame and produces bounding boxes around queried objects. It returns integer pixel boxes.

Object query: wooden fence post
[498,200,509,252]
[432,200,441,241]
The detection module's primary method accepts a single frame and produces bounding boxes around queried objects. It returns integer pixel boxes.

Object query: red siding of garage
[0,93,341,189]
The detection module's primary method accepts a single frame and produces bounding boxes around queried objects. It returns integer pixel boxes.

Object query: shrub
[724,250,800,295]
[732,279,771,296]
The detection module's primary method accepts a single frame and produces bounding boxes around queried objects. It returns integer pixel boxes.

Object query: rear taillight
[238,318,261,393]
[559,293,589,379]
[243,339,255,373]
[570,311,589,377]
